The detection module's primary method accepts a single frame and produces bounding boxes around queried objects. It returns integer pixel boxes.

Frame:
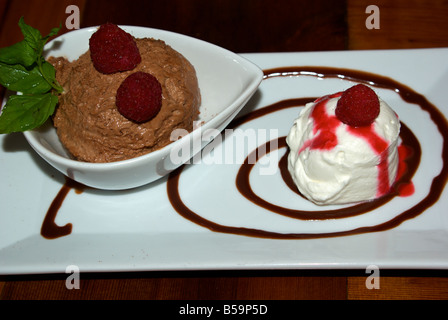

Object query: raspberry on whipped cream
[286,86,400,205]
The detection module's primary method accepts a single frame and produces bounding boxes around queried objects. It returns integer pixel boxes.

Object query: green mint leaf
[0,62,53,94]
[45,25,62,41]
[0,18,62,133]
[0,40,37,67]
[0,18,59,68]
[18,17,43,53]
[38,60,63,94]
[40,61,56,84]
[0,93,58,133]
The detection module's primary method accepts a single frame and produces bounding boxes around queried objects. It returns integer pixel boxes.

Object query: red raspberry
[335,84,380,127]
[89,23,141,74]
[116,72,162,123]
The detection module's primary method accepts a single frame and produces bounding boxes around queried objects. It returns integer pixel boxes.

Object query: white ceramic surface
[22,26,263,190]
[1,48,448,275]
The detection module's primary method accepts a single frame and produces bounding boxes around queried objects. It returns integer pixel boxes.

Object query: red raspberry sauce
[298,93,410,198]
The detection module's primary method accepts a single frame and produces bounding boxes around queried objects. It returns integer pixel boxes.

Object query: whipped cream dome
[286,91,400,205]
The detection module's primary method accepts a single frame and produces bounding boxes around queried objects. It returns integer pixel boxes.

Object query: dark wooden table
[1,0,448,300]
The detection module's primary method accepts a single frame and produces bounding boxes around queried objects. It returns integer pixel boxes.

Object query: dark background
[81,0,347,53]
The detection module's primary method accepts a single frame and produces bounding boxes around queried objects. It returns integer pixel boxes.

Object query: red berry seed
[89,23,141,74]
[116,72,162,123]
[335,84,380,127]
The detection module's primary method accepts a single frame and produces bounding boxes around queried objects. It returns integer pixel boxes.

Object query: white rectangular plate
[1,48,448,274]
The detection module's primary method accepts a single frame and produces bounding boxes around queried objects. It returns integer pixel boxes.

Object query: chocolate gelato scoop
[51,38,201,163]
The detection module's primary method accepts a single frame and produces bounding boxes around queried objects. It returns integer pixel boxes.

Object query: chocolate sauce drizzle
[41,178,83,239]
[41,66,448,240]
[166,66,448,239]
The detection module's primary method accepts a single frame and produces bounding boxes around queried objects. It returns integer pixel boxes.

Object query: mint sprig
[0,17,62,133]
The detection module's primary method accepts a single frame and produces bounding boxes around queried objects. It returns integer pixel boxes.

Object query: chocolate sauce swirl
[166,66,448,239]
[41,66,448,240]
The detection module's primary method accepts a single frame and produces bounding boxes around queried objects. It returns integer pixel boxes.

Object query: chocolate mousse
[50,38,201,163]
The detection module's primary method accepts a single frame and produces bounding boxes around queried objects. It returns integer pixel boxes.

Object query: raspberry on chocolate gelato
[50,37,201,163]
